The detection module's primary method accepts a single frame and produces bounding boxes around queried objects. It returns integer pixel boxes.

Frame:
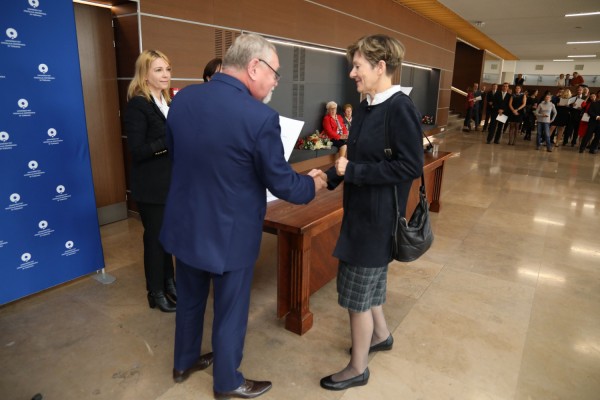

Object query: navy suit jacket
[160,73,315,274]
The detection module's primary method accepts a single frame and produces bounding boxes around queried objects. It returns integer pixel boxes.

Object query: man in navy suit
[160,33,327,399]
[487,82,511,144]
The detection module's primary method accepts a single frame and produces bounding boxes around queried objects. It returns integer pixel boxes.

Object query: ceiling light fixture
[565,11,600,17]
[567,55,597,58]
[553,59,574,62]
[567,40,600,44]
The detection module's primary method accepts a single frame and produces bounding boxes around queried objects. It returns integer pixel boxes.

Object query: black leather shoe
[214,379,272,399]
[590,150,598,154]
[320,368,369,391]
[173,352,213,383]
[349,334,393,354]
[165,278,177,303]
[147,291,176,312]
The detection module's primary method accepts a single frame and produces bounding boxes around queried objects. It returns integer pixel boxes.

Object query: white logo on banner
[53,185,71,202]
[44,128,62,145]
[25,160,44,178]
[6,192,27,211]
[0,239,7,248]
[18,252,38,270]
[62,240,80,257]
[0,130,15,150]
[2,28,26,48]
[6,28,17,39]
[35,63,54,82]
[34,219,54,237]
[24,0,46,18]
[14,99,35,117]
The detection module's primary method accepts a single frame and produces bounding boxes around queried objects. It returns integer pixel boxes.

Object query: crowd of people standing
[462,77,599,154]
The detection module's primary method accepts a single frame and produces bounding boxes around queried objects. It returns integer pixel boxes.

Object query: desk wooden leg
[277,230,313,335]
[429,165,444,213]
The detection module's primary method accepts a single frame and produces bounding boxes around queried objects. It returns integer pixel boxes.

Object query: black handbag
[383,93,434,262]
[391,175,433,262]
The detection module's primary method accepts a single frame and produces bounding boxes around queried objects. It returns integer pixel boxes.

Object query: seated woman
[322,101,349,157]
[342,103,353,131]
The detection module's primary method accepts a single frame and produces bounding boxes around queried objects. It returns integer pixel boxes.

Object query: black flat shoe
[173,352,213,383]
[165,278,177,303]
[320,368,369,391]
[147,291,176,312]
[349,334,393,354]
[214,379,272,399]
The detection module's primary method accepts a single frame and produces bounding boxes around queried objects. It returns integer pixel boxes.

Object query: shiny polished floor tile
[2,126,600,400]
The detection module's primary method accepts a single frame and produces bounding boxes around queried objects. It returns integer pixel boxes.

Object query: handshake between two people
[308,169,328,191]
[306,156,348,192]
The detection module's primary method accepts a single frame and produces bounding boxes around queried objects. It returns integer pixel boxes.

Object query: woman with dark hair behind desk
[319,34,423,391]
[124,49,176,312]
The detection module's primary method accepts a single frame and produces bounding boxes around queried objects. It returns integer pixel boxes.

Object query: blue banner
[0,0,105,304]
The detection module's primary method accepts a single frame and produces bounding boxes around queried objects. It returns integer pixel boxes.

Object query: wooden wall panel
[139,0,455,71]
[440,69,454,89]
[114,15,139,78]
[438,89,451,109]
[436,107,449,127]
[450,42,484,113]
[140,0,215,22]
[75,4,126,209]
[140,16,223,79]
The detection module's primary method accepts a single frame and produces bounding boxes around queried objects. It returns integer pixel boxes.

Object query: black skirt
[553,106,570,127]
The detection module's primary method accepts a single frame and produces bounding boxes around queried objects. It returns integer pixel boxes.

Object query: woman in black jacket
[123,50,176,312]
[320,34,424,391]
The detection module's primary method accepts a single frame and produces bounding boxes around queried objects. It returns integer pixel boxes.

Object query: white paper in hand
[266,116,305,202]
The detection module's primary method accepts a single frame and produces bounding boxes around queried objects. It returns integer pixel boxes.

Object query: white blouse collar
[366,85,402,106]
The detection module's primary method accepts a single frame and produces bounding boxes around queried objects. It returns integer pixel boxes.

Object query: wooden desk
[263,151,453,335]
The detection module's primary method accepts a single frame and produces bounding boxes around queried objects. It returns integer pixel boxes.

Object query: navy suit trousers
[174,259,254,392]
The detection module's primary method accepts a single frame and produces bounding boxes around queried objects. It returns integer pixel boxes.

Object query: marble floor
[2,127,600,400]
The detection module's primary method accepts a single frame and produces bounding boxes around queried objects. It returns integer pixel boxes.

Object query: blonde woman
[551,89,571,146]
[123,50,176,312]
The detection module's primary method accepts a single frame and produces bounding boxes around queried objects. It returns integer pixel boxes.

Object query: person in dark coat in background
[487,82,511,144]
[579,95,600,154]
[319,34,423,392]
[202,57,222,82]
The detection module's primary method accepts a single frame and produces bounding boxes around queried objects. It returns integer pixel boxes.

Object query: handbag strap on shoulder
[383,91,427,214]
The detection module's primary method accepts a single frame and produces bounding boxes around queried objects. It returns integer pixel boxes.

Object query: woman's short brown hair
[346,34,405,76]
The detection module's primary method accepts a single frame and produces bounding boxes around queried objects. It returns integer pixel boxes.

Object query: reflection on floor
[2,128,600,400]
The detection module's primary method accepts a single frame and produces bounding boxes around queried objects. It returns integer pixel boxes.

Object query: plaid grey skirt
[337,261,388,312]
